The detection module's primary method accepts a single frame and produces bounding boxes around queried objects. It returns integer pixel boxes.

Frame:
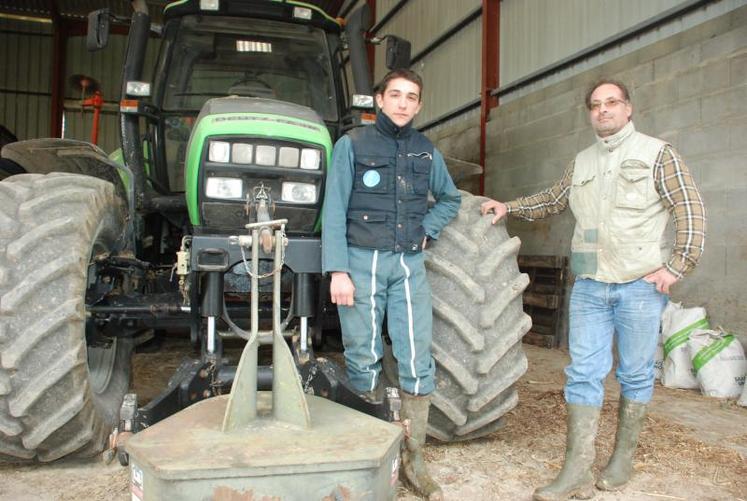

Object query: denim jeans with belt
[565,277,668,407]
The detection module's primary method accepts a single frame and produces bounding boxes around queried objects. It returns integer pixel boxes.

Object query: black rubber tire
[0,173,132,462]
[0,125,17,148]
[385,191,532,441]
[0,125,23,181]
[0,158,25,181]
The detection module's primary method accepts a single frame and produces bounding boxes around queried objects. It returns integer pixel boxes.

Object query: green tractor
[0,0,530,463]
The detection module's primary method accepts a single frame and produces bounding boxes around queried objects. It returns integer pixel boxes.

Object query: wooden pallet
[518,255,568,348]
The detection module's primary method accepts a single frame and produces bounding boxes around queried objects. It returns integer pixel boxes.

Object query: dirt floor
[0,340,745,501]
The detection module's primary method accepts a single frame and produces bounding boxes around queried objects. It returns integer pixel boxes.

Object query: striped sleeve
[654,144,706,278]
[505,161,574,221]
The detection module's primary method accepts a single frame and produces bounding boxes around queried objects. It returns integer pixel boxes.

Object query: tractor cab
[150,4,348,197]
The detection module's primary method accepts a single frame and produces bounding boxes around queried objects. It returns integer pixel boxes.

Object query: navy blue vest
[346,113,433,253]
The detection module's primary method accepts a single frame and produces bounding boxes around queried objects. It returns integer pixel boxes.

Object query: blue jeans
[565,278,668,407]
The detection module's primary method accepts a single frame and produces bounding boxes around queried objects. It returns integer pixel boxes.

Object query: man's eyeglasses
[589,98,626,111]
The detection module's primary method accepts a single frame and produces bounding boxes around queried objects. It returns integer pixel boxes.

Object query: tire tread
[0,173,130,462]
[422,192,531,441]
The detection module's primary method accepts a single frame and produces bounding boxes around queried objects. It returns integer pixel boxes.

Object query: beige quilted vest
[569,121,669,283]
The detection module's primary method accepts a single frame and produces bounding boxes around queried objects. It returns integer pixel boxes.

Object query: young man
[322,69,460,499]
[481,79,705,500]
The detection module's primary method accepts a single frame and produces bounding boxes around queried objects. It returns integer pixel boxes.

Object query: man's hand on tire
[480,199,508,225]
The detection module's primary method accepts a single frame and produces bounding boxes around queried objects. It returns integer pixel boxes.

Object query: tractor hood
[185,96,332,233]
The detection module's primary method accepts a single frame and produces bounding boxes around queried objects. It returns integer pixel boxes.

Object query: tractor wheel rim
[86,236,119,395]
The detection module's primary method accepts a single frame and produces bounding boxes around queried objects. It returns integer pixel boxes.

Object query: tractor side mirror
[351,94,374,109]
[87,9,111,51]
[385,36,411,70]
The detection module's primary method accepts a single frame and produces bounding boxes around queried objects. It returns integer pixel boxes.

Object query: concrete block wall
[429,5,747,347]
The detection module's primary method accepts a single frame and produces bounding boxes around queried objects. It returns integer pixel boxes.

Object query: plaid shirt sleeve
[654,144,706,278]
[504,161,574,220]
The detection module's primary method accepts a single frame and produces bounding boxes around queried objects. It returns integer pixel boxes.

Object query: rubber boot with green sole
[533,404,600,501]
[596,397,647,491]
[400,392,443,501]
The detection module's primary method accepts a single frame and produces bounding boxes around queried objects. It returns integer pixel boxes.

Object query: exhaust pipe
[344,5,373,96]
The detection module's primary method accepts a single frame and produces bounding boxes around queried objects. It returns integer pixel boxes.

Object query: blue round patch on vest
[362,170,381,188]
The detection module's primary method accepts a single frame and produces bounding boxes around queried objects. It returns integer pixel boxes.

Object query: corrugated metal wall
[373,0,481,127]
[500,0,683,85]
[0,15,160,154]
[0,18,53,140]
[364,0,745,128]
[499,0,746,101]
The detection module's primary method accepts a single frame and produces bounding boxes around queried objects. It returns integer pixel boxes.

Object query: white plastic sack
[688,328,747,399]
[660,302,709,389]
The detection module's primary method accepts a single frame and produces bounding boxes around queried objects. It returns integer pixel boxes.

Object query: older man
[481,79,705,500]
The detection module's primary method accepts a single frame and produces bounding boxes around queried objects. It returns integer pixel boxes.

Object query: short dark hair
[585,78,630,109]
[374,69,423,101]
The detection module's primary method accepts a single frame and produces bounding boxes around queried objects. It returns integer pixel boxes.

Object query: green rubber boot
[596,397,647,491]
[400,392,443,501]
[533,404,600,501]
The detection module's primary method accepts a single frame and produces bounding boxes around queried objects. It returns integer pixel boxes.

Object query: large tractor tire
[0,173,132,462]
[386,191,532,441]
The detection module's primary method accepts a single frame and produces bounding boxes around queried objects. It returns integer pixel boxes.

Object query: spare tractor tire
[0,173,132,462]
[385,191,532,441]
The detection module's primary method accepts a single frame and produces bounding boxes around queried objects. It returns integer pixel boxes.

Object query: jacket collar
[597,120,635,151]
[375,111,414,139]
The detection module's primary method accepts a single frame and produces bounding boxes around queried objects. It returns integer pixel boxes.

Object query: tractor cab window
[163,16,337,120]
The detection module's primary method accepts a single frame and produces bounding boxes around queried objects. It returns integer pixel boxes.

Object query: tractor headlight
[208,141,230,163]
[281,182,316,203]
[232,143,253,164]
[255,145,276,166]
[300,148,320,170]
[293,6,312,20]
[278,147,300,168]
[200,0,220,11]
[206,177,243,199]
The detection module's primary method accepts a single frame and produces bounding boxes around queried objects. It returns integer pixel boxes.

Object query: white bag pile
[688,328,747,399]
[660,302,709,389]
[658,302,746,399]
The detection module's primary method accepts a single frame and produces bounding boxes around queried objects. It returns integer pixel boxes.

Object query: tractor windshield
[163,15,338,121]
[155,15,340,192]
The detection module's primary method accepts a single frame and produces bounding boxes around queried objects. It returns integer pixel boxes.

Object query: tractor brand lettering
[212,115,320,131]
